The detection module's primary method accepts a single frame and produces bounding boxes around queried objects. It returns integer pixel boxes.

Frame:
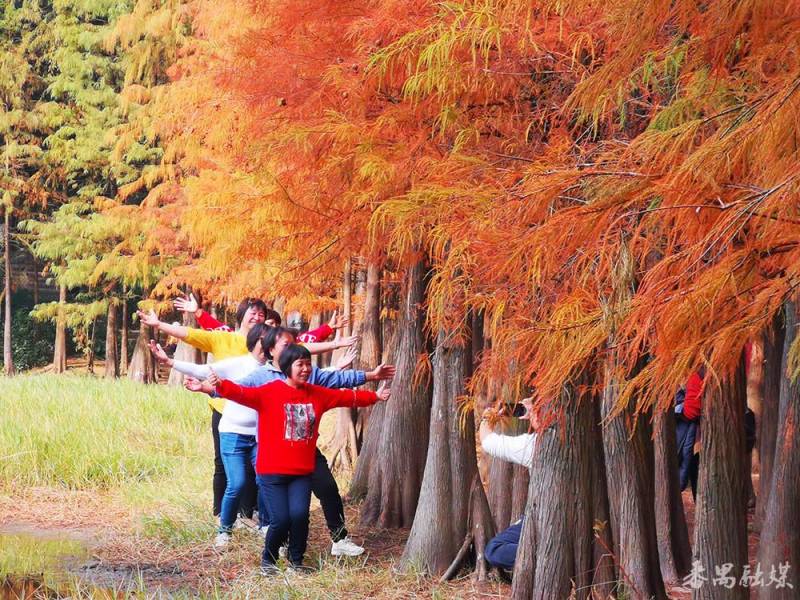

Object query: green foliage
[0,305,55,370]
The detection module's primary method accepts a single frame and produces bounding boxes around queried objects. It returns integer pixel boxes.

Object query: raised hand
[184,377,204,392]
[366,363,395,382]
[335,334,361,350]
[136,309,160,329]
[328,310,349,330]
[147,340,172,366]
[334,345,359,370]
[206,368,221,387]
[174,293,199,314]
[376,383,391,402]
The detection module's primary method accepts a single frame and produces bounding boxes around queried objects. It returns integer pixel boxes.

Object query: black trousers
[311,448,347,541]
[211,409,257,517]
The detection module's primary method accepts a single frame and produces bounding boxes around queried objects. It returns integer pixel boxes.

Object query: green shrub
[0,306,55,370]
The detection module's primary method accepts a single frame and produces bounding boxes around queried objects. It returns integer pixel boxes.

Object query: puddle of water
[0,532,89,576]
[0,531,187,598]
[0,531,120,599]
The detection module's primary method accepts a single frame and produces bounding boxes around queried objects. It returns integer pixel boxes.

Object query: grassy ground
[0,374,504,599]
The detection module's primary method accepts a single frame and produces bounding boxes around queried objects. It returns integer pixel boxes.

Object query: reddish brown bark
[756,314,784,529]
[52,283,67,374]
[327,259,360,472]
[511,384,594,600]
[3,205,13,375]
[757,300,800,597]
[654,409,692,584]
[693,356,748,600]
[401,326,476,575]
[601,366,666,600]
[127,323,157,383]
[589,397,616,598]
[167,310,201,386]
[104,301,119,378]
[359,259,431,528]
[119,291,129,375]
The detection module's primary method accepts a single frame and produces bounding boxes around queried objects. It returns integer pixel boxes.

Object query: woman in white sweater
[149,323,270,547]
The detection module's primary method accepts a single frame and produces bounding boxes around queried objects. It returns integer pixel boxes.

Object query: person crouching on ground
[479,397,538,574]
[208,344,391,576]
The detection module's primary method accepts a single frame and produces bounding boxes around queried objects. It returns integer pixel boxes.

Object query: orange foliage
[123,0,800,415]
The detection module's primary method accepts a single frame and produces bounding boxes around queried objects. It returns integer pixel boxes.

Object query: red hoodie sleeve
[312,384,378,412]
[197,310,232,332]
[216,379,266,410]
[683,371,704,421]
[297,324,333,343]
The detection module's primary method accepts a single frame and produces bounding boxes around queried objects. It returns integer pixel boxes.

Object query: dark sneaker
[260,563,281,577]
[287,563,316,575]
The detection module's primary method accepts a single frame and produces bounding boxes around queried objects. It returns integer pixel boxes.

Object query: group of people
[138,296,395,576]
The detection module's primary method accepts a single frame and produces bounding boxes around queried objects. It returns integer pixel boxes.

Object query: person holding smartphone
[479,396,538,573]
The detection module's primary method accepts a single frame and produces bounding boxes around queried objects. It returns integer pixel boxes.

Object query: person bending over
[479,398,537,573]
[209,344,391,576]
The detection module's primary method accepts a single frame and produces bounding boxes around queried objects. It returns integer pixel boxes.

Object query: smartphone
[503,403,527,418]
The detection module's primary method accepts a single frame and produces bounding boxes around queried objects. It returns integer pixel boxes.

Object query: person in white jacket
[479,397,537,573]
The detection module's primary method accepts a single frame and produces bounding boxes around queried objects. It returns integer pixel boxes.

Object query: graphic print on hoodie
[284,403,316,441]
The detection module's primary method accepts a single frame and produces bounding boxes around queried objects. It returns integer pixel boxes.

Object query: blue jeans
[218,432,258,532]
[257,474,312,566]
[486,518,523,571]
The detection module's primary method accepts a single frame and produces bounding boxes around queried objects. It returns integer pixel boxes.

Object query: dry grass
[0,374,507,598]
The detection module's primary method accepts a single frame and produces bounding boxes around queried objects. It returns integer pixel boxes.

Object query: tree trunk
[360,259,432,528]
[52,283,67,374]
[601,364,666,600]
[168,310,201,386]
[512,382,594,600]
[654,408,692,584]
[128,324,157,383]
[756,314,784,529]
[349,295,394,502]
[87,316,97,374]
[120,291,129,375]
[401,326,476,575]
[327,260,360,472]
[32,257,39,306]
[105,300,119,378]
[589,396,616,598]
[693,355,748,600]
[2,205,13,376]
[757,300,800,596]
[356,263,381,443]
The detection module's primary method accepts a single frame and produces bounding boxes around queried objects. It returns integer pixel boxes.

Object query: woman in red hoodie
[210,344,391,575]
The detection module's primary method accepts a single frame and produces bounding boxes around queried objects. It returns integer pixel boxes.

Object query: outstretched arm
[137,309,188,340]
[303,334,360,355]
[213,377,265,411]
[318,382,390,412]
[174,294,232,332]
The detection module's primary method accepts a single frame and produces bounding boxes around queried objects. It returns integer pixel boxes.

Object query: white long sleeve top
[481,431,536,468]
[172,354,262,436]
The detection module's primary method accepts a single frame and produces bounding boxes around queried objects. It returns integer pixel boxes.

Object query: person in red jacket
[210,344,391,576]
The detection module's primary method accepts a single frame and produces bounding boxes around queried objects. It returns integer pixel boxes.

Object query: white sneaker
[279,545,288,559]
[331,536,364,557]
[214,532,231,549]
[258,525,269,539]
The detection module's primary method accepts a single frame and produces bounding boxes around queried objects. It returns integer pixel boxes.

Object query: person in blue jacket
[189,326,395,557]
